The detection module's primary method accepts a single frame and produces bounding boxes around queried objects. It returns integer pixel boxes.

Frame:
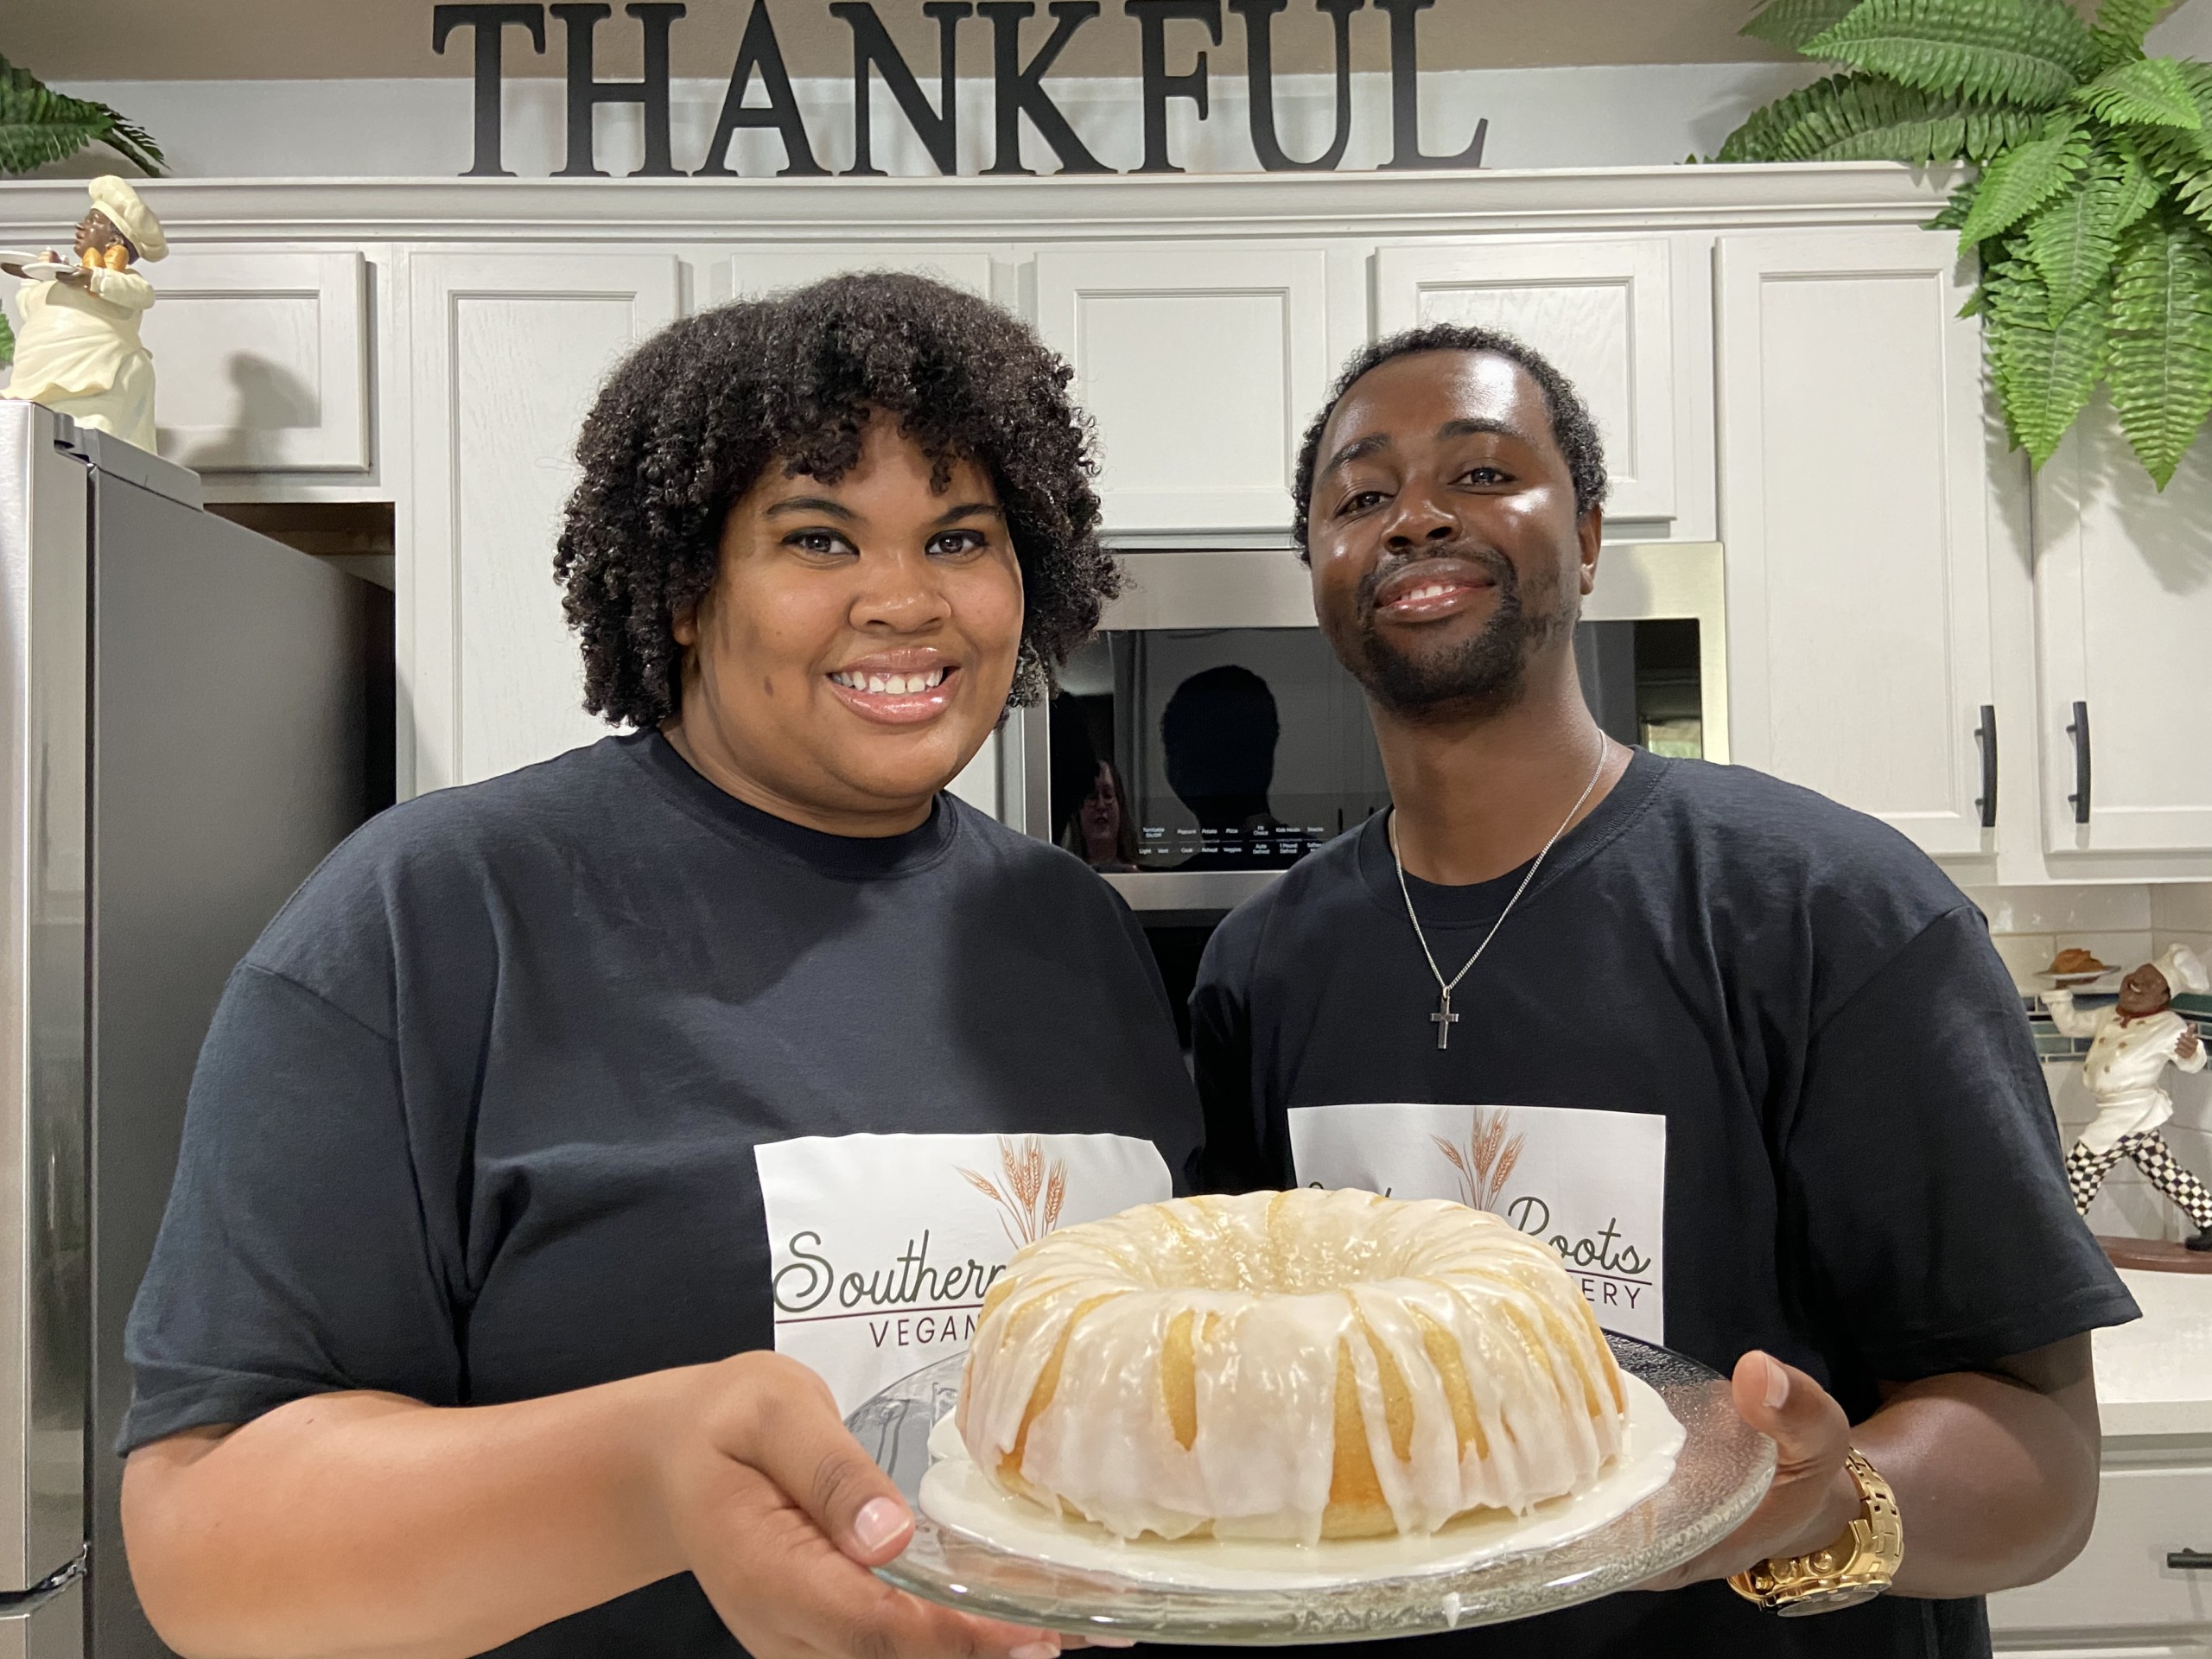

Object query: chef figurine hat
[86,176,166,263]
[2155,944,2211,997]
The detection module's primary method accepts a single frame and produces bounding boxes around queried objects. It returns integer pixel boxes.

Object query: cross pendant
[1431,989,1460,1051]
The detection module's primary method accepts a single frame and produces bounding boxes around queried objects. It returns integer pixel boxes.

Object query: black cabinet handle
[1974,705,1997,830]
[2172,1548,2212,1570]
[2066,701,2092,825]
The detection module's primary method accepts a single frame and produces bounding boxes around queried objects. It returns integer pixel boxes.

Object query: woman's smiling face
[667,413,1025,836]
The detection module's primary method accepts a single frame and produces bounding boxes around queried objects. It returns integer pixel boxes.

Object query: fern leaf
[0,54,165,177]
[1714,72,2042,162]
[94,114,164,176]
[2088,0,2177,70]
[1958,117,2091,243]
[2107,213,2212,486]
[2029,159,2139,308]
[2075,56,2203,128]
[0,309,12,371]
[2175,170,2212,232]
[1928,176,1979,230]
[1802,0,2099,109]
[1744,0,1868,50]
[1994,277,2111,463]
[2099,137,2168,233]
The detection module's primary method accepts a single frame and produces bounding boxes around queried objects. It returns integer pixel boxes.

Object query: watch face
[1775,1585,1884,1618]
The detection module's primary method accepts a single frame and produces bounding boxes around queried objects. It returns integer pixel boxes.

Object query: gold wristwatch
[1728,1447,1903,1616]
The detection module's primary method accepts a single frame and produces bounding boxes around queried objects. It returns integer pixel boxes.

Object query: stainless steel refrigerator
[0,402,382,1656]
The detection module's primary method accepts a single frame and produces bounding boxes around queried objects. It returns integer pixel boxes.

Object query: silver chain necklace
[1390,739,1610,1051]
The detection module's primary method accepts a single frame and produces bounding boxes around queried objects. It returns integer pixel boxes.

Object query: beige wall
[8,0,1797,82]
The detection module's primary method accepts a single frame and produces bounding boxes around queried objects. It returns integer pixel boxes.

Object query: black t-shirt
[124,731,1203,1656]
[1192,750,2136,1659]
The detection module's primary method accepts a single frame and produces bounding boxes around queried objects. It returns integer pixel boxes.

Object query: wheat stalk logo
[1433,1108,1524,1213]
[956,1136,1069,1249]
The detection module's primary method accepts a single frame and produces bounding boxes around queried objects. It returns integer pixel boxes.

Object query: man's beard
[1344,547,1571,721]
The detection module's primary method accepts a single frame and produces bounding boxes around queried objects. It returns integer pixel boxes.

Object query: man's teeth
[1394,582,1459,603]
[831,667,950,695]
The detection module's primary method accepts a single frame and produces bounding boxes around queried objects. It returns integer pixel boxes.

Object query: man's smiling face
[1304,349,1599,721]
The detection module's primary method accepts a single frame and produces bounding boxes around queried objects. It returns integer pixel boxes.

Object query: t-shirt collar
[1354,746,1669,928]
[624,730,959,880]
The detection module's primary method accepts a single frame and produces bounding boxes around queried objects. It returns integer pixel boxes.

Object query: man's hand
[2179,1026,2201,1062]
[1641,1351,1859,1591]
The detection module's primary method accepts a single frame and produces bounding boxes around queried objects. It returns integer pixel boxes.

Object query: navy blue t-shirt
[124,731,1203,1656]
[1192,750,2136,1659]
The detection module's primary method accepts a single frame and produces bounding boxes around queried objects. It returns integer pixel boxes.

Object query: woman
[118,274,1198,1657]
[1068,758,1140,872]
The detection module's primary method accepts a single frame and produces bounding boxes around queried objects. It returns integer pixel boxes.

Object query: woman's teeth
[831,667,949,694]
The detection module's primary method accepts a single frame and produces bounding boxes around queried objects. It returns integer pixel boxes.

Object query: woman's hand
[663,1351,1110,1659]
[1640,1351,1859,1591]
[124,1351,1131,1659]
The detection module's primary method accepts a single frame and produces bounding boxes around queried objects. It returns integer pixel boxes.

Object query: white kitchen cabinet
[1715,227,1997,860]
[1992,1452,2212,1655]
[139,250,370,474]
[1031,244,1332,537]
[2033,407,2212,859]
[715,247,995,303]
[1373,238,1704,533]
[406,249,680,792]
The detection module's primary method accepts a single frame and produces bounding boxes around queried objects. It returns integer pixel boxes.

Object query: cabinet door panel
[1033,246,1331,535]
[139,250,369,472]
[2035,404,2212,854]
[409,251,680,792]
[717,249,993,302]
[1989,1462,2212,1634]
[1716,229,1993,856]
[1375,239,1679,522]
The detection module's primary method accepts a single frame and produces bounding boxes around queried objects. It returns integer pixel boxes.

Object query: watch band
[1728,1447,1903,1616]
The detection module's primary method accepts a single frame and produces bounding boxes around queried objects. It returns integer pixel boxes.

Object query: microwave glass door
[1046,618,1706,874]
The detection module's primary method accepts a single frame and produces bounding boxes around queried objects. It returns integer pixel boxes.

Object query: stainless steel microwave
[1003,543,1728,913]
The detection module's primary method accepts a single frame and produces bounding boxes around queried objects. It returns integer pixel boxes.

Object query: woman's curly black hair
[554,271,1114,729]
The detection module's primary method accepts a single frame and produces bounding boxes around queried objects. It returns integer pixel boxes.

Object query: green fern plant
[0,54,164,368]
[1717,0,2212,488]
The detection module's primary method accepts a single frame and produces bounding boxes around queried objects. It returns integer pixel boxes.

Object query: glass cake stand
[844,1335,1775,1645]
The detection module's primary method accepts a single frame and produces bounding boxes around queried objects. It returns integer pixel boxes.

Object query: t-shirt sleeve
[119,962,462,1453]
[1191,904,1282,1194]
[1784,906,2139,1381]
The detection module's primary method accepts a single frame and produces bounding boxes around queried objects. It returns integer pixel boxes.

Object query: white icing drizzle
[956,1190,1627,1545]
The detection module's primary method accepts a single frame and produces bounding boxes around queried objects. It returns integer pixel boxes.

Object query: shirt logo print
[1433,1107,1525,1212]
[956,1135,1069,1249]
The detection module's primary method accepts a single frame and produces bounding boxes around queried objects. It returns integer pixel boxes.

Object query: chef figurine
[2044,944,2212,1251]
[1,176,166,453]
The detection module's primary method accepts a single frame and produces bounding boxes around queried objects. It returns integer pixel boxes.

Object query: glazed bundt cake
[955,1188,1626,1543]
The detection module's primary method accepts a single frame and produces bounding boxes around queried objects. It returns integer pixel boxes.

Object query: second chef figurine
[1,175,166,453]
[2044,944,2212,1251]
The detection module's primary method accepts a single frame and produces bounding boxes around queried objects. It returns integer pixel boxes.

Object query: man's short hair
[1289,325,1610,552]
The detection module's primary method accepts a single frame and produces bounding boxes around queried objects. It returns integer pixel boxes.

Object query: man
[1192,324,2137,1656]
[2044,944,2212,1248]
[2,175,166,452]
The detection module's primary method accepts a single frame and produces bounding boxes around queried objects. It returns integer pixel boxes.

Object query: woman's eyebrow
[931,501,1005,526]
[763,495,858,520]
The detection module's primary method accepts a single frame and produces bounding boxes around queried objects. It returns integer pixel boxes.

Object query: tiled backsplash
[1967,883,2212,1245]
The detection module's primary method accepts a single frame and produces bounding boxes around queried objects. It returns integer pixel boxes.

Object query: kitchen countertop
[2095,1268,2212,1437]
